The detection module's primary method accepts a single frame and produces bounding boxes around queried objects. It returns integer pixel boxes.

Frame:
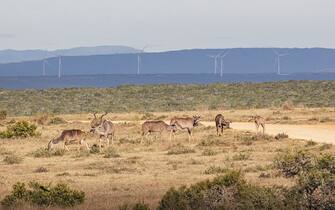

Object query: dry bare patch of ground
[0,109,334,209]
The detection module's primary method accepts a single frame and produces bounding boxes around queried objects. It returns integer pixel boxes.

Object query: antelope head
[90,112,108,132]
[192,115,201,126]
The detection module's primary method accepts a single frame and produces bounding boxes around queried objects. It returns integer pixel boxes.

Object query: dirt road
[201,121,335,144]
[70,120,335,144]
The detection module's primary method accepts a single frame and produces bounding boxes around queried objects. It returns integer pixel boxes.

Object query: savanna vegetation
[0,80,334,116]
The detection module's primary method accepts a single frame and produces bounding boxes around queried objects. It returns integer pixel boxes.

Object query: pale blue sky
[0,0,334,51]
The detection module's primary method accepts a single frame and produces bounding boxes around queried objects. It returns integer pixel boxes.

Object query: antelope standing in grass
[215,114,231,136]
[48,129,90,151]
[90,112,115,148]
[170,115,201,141]
[249,115,265,134]
[141,120,177,143]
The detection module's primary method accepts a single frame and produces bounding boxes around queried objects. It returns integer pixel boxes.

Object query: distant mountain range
[1,48,335,76]
[0,46,140,63]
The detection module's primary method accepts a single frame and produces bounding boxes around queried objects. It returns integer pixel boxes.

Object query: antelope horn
[93,112,97,119]
[100,112,108,119]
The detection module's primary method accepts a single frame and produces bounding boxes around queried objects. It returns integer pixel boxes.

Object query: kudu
[90,112,115,149]
[170,115,201,141]
[48,129,90,151]
[249,115,265,134]
[141,120,177,143]
[215,114,231,136]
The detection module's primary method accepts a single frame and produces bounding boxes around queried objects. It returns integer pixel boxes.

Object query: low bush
[34,167,49,173]
[0,110,7,120]
[0,121,39,139]
[1,182,85,208]
[204,166,229,175]
[232,152,251,161]
[167,144,195,155]
[31,148,65,158]
[90,144,101,154]
[275,133,289,140]
[3,154,23,164]
[104,147,121,158]
[48,117,67,125]
[202,149,217,156]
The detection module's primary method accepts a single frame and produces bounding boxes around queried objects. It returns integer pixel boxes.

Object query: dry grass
[0,108,334,209]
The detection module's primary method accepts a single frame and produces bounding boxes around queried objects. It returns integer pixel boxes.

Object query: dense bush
[1,81,334,116]
[0,121,38,139]
[274,151,335,209]
[158,170,285,210]
[274,150,314,177]
[1,182,85,208]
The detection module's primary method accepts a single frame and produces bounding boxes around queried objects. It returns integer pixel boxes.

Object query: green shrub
[204,166,229,175]
[0,121,38,139]
[201,149,217,156]
[167,144,195,155]
[132,201,150,210]
[275,133,289,140]
[232,152,251,161]
[305,140,317,147]
[90,144,101,154]
[274,150,314,177]
[31,147,65,158]
[1,182,85,208]
[3,154,23,164]
[0,110,7,120]
[48,117,67,125]
[104,147,120,158]
[158,170,285,210]
[141,112,155,120]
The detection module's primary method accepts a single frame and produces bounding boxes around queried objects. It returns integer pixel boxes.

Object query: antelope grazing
[170,115,201,141]
[90,112,115,148]
[48,129,89,151]
[249,115,266,134]
[215,114,231,136]
[141,120,177,143]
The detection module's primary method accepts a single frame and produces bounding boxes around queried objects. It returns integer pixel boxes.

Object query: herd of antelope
[48,113,265,152]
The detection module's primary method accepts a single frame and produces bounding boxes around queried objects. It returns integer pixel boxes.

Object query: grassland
[0,110,334,209]
[0,80,334,116]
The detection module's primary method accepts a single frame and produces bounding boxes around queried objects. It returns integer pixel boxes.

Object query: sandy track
[69,120,335,144]
[201,122,335,144]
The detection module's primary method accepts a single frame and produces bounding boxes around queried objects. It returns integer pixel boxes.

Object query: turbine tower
[207,52,222,74]
[58,56,62,79]
[137,46,148,75]
[219,50,229,78]
[273,50,289,75]
[42,59,46,76]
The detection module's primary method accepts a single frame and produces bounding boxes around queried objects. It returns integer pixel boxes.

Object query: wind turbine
[273,50,289,75]
[42,59,47,76]
[137,46,148,75]
[219,50,229,78]
[207,52,222,74]
[58,56,62,79]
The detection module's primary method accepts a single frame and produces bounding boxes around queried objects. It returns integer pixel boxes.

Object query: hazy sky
[1,0,334,51]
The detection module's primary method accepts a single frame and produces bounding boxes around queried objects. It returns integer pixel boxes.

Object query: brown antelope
[48,129,90,151]
[170,115,201,141]
[249,115,265,134]
[141,120,177,143]
[215,114,231,136]
[90,112,115,148]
